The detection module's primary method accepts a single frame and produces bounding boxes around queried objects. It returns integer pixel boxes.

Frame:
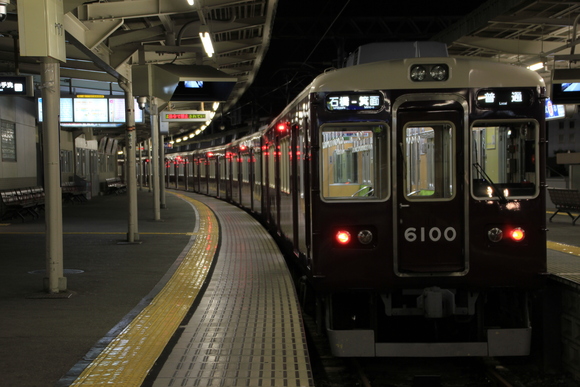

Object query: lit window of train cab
[320,123,388,201]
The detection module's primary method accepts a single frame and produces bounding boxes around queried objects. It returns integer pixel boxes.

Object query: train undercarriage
[320,288,533,357]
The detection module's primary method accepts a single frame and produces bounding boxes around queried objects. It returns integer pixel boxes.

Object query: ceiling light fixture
[199,26,214,57]
[187,0,194,5]
[527,62,544,71]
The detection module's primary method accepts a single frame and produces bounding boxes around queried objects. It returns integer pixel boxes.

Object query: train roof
[308,57,545,94]
[266,56,546,131]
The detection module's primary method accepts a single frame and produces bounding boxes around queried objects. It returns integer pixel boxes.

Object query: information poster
[1,120,16,162]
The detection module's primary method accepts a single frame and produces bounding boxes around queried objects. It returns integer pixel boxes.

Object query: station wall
[0,96,38,190]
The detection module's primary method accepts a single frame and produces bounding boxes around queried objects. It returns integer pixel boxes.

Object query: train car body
[172,49,547,357]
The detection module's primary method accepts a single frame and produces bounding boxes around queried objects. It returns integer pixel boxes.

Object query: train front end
[308,57,547,357]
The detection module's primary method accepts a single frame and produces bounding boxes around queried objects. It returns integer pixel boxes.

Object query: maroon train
[167,48,547,357]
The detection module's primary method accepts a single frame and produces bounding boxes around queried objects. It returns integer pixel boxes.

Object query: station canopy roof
[0,0,578,146]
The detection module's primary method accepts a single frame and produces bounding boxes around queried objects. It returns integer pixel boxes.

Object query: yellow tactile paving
[70,193,219,386]
[547,241,580,257]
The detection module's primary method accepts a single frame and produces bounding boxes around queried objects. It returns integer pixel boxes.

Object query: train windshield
[471,121,538,200]
[320,124,388,200]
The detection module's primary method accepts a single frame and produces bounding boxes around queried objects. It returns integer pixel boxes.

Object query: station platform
[0,189,578,387]
[0,189,313,387]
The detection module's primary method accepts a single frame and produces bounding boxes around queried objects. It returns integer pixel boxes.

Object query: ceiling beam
[456,36,571,56]
[431,0,533,44]
[77,0,196,21]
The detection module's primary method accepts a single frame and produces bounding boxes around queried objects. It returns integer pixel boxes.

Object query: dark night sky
[233,0,488,123]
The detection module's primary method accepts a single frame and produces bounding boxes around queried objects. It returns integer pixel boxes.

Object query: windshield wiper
[473,162,508,204]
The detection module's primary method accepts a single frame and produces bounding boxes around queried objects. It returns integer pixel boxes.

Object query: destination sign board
[161,111,211,122]
[476,89,532,108]
[326,93,383,111]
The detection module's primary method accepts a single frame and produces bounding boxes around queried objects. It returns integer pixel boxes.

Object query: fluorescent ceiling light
[527,62,544,71]
[187,0,194,5]
[199,31,214,57]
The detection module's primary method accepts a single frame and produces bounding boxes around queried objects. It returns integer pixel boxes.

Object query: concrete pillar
[41,57,66,293]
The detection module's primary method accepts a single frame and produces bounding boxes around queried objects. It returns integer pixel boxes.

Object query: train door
[393,96,468,275]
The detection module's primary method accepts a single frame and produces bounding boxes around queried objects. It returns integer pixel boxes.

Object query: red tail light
[508,227,525,242]
[336,230,351,245]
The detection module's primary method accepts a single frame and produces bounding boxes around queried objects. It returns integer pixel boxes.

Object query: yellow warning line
[547,241,580,257]
[71,193,218,386]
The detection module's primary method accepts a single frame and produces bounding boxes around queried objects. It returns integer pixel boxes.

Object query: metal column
[119,78,139,242]
[160,134,167,209]
[150,97,161,220]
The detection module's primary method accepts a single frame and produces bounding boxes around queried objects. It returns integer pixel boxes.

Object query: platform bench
[61,182,87,204]
[0,187,45,221]
[548,188,580,225]
[105,177,126,195]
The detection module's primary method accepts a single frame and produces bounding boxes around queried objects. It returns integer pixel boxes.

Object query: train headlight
[336,230,351,245]
[410,65,426,81]
[508,227,525,242]
[430,65,448,81]
[357,230,373,245]
[410,64,449,82]
[488,227,503,242]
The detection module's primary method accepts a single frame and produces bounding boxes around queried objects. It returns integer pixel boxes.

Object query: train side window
[404,123,455,200]
[320,124,387,201]
[471,120,538,199]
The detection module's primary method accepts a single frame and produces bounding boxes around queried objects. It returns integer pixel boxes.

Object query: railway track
[303,312,576,387]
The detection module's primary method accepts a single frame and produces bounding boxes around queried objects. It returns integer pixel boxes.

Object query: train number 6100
[404,227,457,242]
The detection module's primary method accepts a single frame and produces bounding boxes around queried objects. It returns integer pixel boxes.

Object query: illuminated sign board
[551,68,580,104]
[38,97,143,124]
[545,97,566,120]
[161,111,210,122]
[326,93,383,111]
[0,76,34,97]
[475,89,532,108]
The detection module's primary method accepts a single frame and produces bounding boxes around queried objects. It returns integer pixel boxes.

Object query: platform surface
[151,195,314,387]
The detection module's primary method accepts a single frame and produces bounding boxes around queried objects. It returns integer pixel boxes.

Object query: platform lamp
[199,25,214,57]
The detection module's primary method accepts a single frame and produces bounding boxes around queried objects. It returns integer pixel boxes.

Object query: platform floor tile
[153,196,314,387]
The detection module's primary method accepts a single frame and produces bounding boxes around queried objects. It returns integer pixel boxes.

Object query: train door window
[254,147,262,186]
[220,156,226,179]
[268,144,275,188]
[242,153,250,183]
[471,120,538,199]
[281,137,290,193]
[232,154,239,181]
[209,159,216,178]
[404,123,454,200]
[320,123,387,201]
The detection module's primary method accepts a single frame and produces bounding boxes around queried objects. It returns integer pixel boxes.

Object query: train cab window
[471,121,538,200]
[321,124,387,200]
[404,123,455,200]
